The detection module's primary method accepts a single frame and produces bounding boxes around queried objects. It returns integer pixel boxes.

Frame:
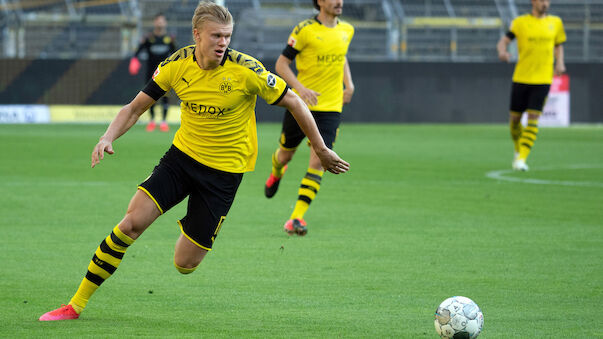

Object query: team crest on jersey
[152,67,160,80]
[219,79,233,94]
[267,74,276,88]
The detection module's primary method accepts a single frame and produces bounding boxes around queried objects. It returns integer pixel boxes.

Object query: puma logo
[182,77,190,87]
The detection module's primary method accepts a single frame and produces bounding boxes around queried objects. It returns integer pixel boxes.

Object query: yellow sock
[509,114,523,153]
[290,167,324,220]
[174,261,197,274]
[271,149,286,178]
[518,119,539,160]
[69,225,134,313]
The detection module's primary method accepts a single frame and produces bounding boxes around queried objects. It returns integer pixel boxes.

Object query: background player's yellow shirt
[152,46,287,173]
[287,18,354,112]
[510,14,566,85]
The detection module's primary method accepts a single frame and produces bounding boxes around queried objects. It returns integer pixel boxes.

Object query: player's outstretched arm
[91,92,155,168]
[276,89,350,174]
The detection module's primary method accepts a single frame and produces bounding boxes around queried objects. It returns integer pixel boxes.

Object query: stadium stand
[0,0,602,61]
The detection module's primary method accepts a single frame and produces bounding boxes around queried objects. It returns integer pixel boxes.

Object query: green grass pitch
[0,123,601,338]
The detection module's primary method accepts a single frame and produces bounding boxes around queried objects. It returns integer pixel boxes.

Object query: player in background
[39,1,349,321]
[130,13,177,132]
[497,0,566,171]
[264,0,354,236]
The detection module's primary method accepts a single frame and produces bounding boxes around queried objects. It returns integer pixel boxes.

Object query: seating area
[0,0,601,62]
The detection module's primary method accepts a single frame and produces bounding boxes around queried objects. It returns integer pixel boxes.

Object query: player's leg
[509,83,529,170]
[39,190,161,321]
[175,161,243,273]
[160,96,169,132]
[509,111,523,158]
[174,234,207,274]
[40,146,189,320]
[265,110,304,198]
[516,85,550,170]
[286,112,340,236]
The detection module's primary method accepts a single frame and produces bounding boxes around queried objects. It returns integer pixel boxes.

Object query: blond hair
[191,1,233,39]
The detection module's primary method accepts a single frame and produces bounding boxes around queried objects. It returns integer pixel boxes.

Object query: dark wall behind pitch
[2,59,602,123]
[255,61,603,123]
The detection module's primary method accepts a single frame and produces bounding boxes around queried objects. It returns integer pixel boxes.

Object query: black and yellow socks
[519,118,539,160]
[509,113,523,154]
[290,167,324,220]
[69,225,134,314]
[271,149,286,178]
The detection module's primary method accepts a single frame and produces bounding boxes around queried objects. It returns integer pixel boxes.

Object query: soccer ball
[434,296,484,339]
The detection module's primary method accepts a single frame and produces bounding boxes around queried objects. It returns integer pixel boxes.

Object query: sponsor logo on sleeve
[267,74,276,88]
[152,67,160,80]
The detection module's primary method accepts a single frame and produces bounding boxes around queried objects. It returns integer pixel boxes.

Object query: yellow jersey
[148,46,288,173]
[509,14,566,85]
[283,17,354,112]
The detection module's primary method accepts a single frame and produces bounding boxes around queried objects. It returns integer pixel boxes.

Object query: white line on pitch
[485,164,603,188]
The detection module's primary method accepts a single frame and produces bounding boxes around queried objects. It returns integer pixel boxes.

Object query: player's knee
[174,260,200,275]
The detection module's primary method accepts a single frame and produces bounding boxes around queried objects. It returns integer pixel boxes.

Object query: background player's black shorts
[510,82,551,114]
[279,110,341,150]
[139,145,243,250]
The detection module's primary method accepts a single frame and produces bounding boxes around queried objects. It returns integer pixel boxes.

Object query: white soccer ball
[434,296,484,339]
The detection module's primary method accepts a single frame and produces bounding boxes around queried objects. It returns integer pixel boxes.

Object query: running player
[497,0,566,171]
[264,0,354,236]
[39,1,349,321]
[131,13,177,132]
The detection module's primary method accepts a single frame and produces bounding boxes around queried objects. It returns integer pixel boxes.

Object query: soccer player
[39,1,349,321]
[130,13,177,132]
[497,0,566,171]
[263,0,354,236]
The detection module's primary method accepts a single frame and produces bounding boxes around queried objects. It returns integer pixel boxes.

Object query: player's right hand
[297,86,320,107]
[91,138,114,168]
[316,148,350,175]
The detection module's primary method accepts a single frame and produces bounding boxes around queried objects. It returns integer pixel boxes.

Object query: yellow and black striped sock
[518,118,539,160]
[509,113,523,153]
[69,225,134,314]
[271,149,286,178]
[290,167,324,220]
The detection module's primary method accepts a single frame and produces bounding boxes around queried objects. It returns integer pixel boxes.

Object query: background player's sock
[518,119,539,160]
[290,167,324,220]
[271,149,286,178]
[509,116,523,153]
[69,225,134,313]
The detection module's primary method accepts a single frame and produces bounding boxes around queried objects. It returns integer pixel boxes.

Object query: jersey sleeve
[246,66,288,105]
[287,22,307,54]
[508,18,519,39]
[555,18,567,45]
[150,58,173,92]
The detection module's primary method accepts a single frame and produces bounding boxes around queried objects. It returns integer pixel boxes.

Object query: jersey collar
[314,15,339,26]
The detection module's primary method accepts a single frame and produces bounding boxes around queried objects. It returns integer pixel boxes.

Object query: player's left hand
[343,87,354,105]
[316,148,350,174]
[554,62,566,76]
[91,137,114,168]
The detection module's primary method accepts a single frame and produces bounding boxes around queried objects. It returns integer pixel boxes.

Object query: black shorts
[279,110,341,150]
[510,82,551,114]
[139,145,243,250]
